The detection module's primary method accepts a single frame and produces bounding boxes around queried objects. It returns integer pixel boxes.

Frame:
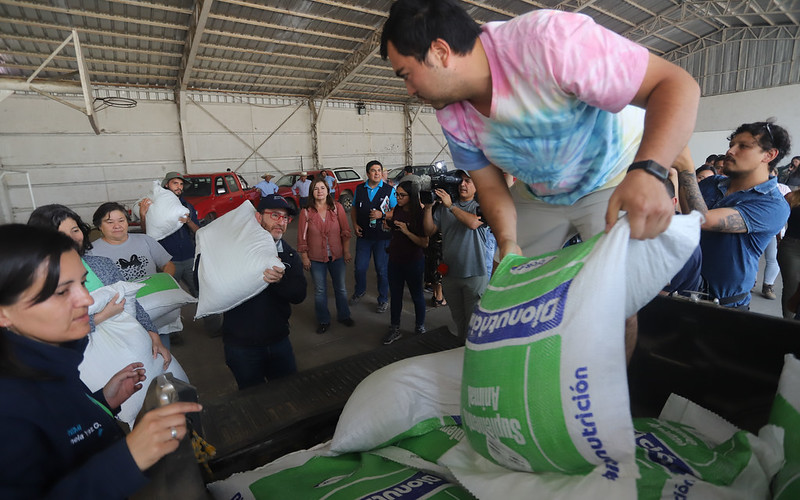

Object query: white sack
[134,272,196,324]
[194,202,283,318]
[330,347,464,454]
[81,283,189,427]
[88,280,143,318]
[458,213,702,477]
[151,309,183,335]
[138,179,189,241]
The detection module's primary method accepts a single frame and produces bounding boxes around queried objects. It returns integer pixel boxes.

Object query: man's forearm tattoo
[677,170,708,215]
[708,212,747,232]
[677,171,746,232]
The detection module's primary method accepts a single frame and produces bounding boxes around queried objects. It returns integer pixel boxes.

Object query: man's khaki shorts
[511,183,616,258]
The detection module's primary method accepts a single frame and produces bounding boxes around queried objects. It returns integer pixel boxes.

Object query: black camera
[420,172,463,205]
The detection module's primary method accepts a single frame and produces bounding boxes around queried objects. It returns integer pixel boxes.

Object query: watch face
[630,160,668,180]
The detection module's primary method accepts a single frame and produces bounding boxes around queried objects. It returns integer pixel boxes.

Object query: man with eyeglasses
[673,121,791,310]
[220,194,307,390]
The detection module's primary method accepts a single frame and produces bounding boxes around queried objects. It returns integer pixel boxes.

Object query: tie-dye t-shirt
[437,10,650,206]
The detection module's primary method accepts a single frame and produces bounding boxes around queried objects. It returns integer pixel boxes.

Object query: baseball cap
[257,194,296,216]
[454,169,471,178]
[162,171,189,187]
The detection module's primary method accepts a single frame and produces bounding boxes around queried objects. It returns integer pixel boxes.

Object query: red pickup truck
[182,172,261,225]
[276,167,364,213]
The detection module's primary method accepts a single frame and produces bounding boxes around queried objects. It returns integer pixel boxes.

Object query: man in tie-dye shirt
[381,0,700,261]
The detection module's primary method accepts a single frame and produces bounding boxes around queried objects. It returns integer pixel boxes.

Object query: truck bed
[146,296,799,492]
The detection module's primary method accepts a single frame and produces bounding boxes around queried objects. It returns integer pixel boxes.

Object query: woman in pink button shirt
[298,178,354,334]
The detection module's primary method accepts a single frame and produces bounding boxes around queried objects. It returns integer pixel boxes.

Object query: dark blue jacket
[158,195,199,262]
[222,239,307,347]
[0,331,147,499]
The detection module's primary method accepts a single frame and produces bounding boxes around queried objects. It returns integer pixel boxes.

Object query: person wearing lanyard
[27,204,170,367]
[0,224,200,499]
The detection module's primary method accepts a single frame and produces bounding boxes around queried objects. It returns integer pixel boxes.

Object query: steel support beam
[176,0,213,172]
[403,104,422,166]
[665,25,800,61]
[177,0,213,93]
[311,30,381,101]
[309,99,321,169]
[177,93,192,172]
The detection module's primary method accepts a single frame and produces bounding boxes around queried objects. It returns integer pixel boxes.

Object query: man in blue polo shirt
[350,160,397,313]
[674,121,791,310]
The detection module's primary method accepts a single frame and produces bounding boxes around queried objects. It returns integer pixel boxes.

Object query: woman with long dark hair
[382,180,429,345]
[28,204,169,366]
[298,178,354,334]
[0,224,200,499]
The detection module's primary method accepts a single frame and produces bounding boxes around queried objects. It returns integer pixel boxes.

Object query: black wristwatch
[627,160,669,181]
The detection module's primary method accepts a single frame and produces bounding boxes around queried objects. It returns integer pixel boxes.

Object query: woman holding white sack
[89,201,177,348]
[31,204,188,426]
[89,201,176,282]
[27,204,170,367]
[0,224,201,499]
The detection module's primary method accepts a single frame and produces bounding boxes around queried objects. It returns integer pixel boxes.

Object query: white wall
[3,82,798,223]
[0,93,184,224]
[0,91,447,223]
[688,83,800,166]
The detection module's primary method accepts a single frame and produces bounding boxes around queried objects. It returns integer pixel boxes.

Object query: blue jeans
[763,236,780,285]
[354,238,390,304]
[224,337,297,390]
[310,258,350,324]
[388,257,426,328]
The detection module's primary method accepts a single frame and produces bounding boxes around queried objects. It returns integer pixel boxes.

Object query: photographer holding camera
[423,170,489,341]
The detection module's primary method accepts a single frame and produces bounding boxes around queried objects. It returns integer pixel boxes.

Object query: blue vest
[355,182,393,240]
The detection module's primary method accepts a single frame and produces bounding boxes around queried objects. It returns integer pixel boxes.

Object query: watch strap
[627,160,669,181]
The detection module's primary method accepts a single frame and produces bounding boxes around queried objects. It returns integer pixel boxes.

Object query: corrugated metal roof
[1,0,799,104]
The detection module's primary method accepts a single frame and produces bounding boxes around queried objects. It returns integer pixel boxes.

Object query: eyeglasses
[262,210,293,223]
[396,192,408,198]
[763,122,775,145]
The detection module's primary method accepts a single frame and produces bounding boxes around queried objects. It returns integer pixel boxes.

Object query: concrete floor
[170,221,458,403]
[170,221,790,405]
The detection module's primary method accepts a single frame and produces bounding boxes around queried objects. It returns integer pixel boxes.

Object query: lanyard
[82,259,104,292]
[86,393,114,418]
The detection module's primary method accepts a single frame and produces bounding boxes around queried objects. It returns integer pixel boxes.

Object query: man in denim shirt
[674,121,791,310]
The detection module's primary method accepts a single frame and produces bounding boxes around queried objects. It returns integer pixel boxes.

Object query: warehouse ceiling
[1,0,799,105]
